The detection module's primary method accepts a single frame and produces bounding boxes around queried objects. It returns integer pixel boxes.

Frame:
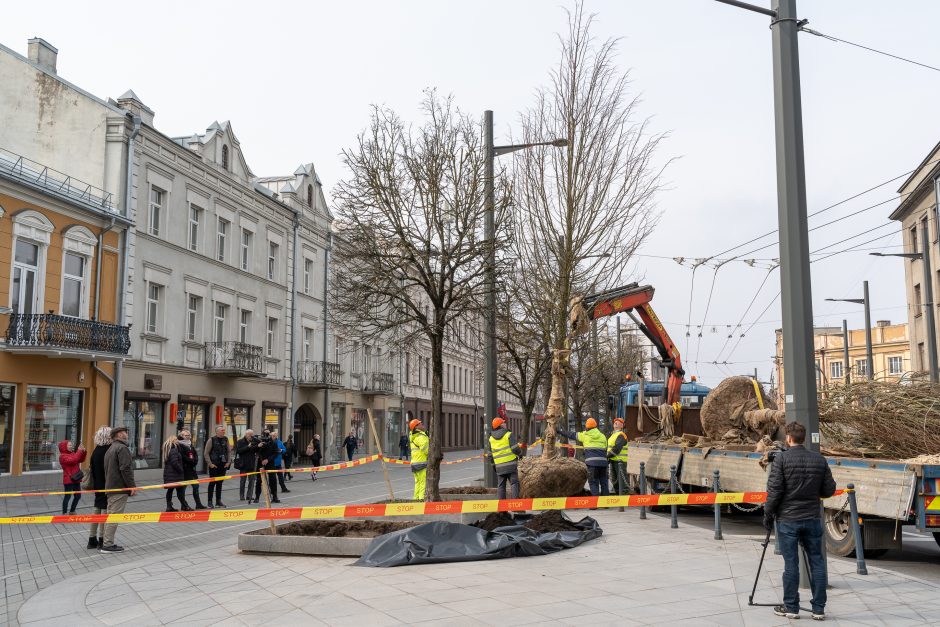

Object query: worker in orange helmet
[485,415,522,499]
[607,418,629,510]
[556,416,610,497]
[408,419,429,500]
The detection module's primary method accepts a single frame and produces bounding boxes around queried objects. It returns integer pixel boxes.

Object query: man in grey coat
[100,427,137,553]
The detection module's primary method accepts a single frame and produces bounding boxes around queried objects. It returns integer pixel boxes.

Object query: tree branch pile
[817,380,940,460]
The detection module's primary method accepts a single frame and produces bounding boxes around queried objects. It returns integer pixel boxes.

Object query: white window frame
[239,309,251,344]
[267,241,278,281]
[188,204,202,252]
[888,356,903,375]
[217,218,229,263]
[240,228,252,272]
[855,359,868,377]
[213,303,227,343]
[186,294,202,342]
[303,258,312,294]
[60,251,89,318]
[145,282,163,335]
[302,326,312,360]
[149,187,164,237]
[267,317,278,357]
[11,238,43,316]
[829,361,843,380]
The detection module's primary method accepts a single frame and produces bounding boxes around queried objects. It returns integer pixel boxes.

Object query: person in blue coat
[272,430,290,493]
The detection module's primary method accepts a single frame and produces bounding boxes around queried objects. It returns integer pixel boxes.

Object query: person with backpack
[85,426,111,549]
[235,429,258,502]
[58,438,87,515]
[162,435,190,512]
[177,430,206,509]
[204,425,232,508]
[306,435,321,481]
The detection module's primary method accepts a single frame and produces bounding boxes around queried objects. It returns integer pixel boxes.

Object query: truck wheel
[824,509,889,558]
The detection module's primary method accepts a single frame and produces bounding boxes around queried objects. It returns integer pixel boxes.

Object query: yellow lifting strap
[751,378,764,410]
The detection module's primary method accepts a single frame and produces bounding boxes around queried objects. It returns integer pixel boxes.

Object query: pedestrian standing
[764,422,836,621]
[284,435,296,480]
[254,430,280,503]
[307,435,322,481]
[485,417,521,499]
[272,430,290,493]
[342,431,358,461]
[607,418,629,510]
[204,425,231,508]
[86,426,111,549]
[57,439,87,514]
[162,435,190,512]
[235,430,258,502]
[556,417,609,497]
[100,426,136,553]
[177,430,206,509]
[408,419,429,500]
[398,433,409,460]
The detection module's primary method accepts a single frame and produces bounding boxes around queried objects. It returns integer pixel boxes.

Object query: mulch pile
[518,455,588,498]
[471,510,585,533]
[270,520,415,538]
[471,512,516,531]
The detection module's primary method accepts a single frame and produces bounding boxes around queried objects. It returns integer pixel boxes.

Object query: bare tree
[512,3,667,457]
[331,92,511,500]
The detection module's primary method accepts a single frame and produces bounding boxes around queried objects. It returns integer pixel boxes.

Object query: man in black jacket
[764,421,836,621]
[254,430,280,504]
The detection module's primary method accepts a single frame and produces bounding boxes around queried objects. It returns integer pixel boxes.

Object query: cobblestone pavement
[15,505,940,626]
[1,450,482,625]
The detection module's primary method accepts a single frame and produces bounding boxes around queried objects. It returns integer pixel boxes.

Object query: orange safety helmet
[613,418,624,427]
[491,417,505,430]
[585,417,597,429]
[409,419,421,431]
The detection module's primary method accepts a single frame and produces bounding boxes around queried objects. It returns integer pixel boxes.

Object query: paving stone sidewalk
[16,508,940,626]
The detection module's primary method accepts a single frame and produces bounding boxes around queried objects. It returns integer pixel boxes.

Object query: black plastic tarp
[354,512,602,567]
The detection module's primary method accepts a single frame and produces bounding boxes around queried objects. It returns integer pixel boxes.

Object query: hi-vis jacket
[409,430,429,473]
[557,427,609,467]
[486,426,522,475]
[607,431,628,463]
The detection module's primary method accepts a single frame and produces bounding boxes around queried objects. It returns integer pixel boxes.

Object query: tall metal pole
[842,319,851,385]
[616,316,622,366]
[591,319,600,427]
[771,0,819,450]
[483,110,497,488]
[920,221,940,383]
[863,280,874,380]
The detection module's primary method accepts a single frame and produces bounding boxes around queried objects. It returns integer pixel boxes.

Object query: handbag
[70,469,85,484]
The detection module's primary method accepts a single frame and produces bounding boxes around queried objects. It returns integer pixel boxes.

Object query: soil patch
[262,520,416,538]
[440,486,495,494]
[519,455,588,498]
[471,512,516,531]
[524,510,581,533]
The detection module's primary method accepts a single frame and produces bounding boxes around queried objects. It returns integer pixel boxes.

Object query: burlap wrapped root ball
[700,376,777,440]
[744,409,787,438]
[518,455,588,498]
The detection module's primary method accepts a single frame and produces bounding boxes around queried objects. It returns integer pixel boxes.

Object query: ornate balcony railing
[363,371,395,395]
[296,361,343,388]
[5,313,131,355]
[205,341,264,375]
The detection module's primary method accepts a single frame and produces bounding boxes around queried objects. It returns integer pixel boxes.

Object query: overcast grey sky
[4,0,936,386]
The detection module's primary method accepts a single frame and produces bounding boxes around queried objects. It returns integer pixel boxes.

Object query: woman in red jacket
[58,439,87,514]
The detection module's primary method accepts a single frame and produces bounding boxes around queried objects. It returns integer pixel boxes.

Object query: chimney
[876,320,890,328]
[27,38,58,73]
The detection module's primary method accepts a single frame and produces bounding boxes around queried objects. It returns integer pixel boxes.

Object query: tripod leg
[749,528,773,606]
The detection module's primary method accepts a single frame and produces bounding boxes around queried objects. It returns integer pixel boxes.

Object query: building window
[264,406,282,434]
[61,252,87,318]
[239,309,251,344]
[911,225,919,255]
[24,387,83,472]
[146,283,163,335]
[830,361,843,379]
[222,145,229,171]
[240,228,252,272]
[307,184,313,208]
[303,259,313,294]
[268,317,278,357]
[855,359,868,377]
[267,242,279,280]
[915,284,922,315]
[11,239,41,315]
[889,356,903,375]
[405,352,410,384]
[188,205,201,252]
[224,405,249,446]
[186,295,202,342]
[122,400,163,469]
[302,326,312,360]
[217,218,229,262]
[148,187,164,237]
[213,303,227,343]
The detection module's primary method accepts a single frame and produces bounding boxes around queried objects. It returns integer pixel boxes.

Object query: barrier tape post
[669,465,678,529]
[639,461,647,520]
[366,408,395,501]
[260,468,276,535]
[847,484,868,575]
[713,469,723,540]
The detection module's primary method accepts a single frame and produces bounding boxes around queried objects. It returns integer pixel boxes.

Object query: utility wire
[713,265,778,364]
[802,27,940,74]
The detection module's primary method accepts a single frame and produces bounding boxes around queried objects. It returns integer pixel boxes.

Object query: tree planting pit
[238,520,421,557]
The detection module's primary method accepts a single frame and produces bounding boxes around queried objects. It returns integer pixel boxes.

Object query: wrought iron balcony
[205,341,264,376]
[296,360,343,388]
[4,313,130,359]
[362,371,395,395]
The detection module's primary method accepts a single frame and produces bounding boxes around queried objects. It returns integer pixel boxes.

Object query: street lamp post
[483,110,567,487]
[825,281,874,381]
[871,230,939,383]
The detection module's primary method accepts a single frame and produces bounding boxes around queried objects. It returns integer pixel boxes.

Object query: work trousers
[208,466,226,503]
[62,483,81,514]
[609,461,628,496]
[412,468,427,500]
[778,518,828,614]
[102,493,129,547]
[497,470,520,500]
[587,465,610,497]
[88,507,105,538]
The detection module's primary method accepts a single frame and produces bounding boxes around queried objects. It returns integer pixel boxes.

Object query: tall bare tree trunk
[426,333,444,501]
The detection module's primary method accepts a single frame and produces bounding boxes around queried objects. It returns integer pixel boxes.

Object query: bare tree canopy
[331,91,511,500]
[512,3,668,455]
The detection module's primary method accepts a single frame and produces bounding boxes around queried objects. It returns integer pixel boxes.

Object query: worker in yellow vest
[607,418,629,510]
[408,419,429,500]
[556,417,609,496]
[485,417,522,499]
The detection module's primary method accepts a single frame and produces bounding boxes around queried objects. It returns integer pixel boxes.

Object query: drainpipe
[322,231,333,461]
[112,114,141,426]
[289,211,300,437]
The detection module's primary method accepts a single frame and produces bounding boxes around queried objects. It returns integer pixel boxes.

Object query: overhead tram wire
[801,27,940,74]
[712,264,778,364]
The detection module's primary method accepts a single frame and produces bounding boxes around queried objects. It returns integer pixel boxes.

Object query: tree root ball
[700,376,777,440]
[519,455,588,498]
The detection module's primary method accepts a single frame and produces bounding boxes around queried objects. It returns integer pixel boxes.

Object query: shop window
[178,403,208,463]
[264,406,282,434]
[0,384,15,474]
[123,400,163,469]
[24,387,82,472]
[224,405,250,447]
